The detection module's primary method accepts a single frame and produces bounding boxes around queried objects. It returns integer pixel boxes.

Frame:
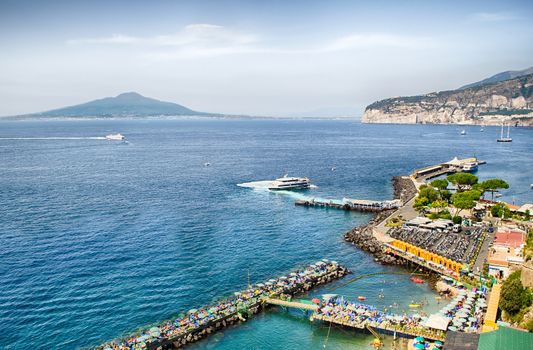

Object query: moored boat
[410,277,425,284]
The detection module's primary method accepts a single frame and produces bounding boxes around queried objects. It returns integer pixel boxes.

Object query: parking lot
[388,225,485,264]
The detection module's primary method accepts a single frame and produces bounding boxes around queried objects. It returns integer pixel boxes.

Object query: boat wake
[236,180,273,190]
[0,137,107,140]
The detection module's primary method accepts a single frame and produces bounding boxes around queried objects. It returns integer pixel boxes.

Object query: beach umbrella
[458,318,467,323]
[290,272,298,276]
[414,343,425,349]
[268,279,276,283]
[265,282,273,286]
[188,309,198,314]
[435,340,443,346]
[448,326,457,331]
[468,317,477,322]
[415,336,425,341]
[256,283,265,287]
[279,276,287,280]
[312,298,321,304]
[331,261,338,265]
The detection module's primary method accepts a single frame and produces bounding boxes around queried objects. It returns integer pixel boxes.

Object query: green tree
[499,271,528,315]
[480,178,509,201]
[451,190,480,215]
[430,179,449,190]
[447,173,478,191]
[430,199,448,213]
[414,196,429,211]
[491,203,511,219]
[419,186,440,203]
[440,189,452,203]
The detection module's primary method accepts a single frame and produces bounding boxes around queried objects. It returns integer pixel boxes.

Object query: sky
[0,0,532,117]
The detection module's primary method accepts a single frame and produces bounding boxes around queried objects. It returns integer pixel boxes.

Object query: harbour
[2,120,532,350]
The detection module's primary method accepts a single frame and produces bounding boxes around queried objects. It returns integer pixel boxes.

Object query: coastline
[343,176,417,265]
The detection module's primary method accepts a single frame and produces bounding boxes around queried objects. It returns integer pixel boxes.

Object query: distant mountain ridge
[20,92,215,118]
[460,66,533,90]
[362,68,533,126]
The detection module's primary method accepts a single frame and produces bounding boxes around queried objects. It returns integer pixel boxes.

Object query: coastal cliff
[362,73,533,126]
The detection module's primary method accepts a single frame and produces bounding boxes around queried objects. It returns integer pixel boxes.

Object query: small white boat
[105,133,125,141]
[204,162,211,167]
[460,130,466,135]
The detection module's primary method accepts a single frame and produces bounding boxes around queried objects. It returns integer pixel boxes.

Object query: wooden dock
[264,298,318,311]
[265,297,445,342]
[312,314,446,342]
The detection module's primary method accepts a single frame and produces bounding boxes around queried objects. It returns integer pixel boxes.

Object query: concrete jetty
[295,197,401,212]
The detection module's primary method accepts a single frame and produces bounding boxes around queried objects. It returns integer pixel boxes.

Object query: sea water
[0,119,531,349]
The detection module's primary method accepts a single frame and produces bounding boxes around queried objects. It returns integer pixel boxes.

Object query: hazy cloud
[68,24,434,60]
[471,12,517,22]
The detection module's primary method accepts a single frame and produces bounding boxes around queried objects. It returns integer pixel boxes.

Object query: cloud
[67,34,139,45]
[67,24,256,47]
[471,12,517,22]
[67,24,434,60]
[321,33,433,52]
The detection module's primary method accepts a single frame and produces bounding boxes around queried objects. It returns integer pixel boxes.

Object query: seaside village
[100,157,533,350]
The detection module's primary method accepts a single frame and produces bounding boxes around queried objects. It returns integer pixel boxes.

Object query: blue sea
[0,119,531,349]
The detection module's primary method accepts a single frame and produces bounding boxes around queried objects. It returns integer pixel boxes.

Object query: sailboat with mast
[497,123,512,142]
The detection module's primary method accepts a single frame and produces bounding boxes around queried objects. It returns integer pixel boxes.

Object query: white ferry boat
[268,175,311,190]
[105,133,125,141]
[462,162,478,172]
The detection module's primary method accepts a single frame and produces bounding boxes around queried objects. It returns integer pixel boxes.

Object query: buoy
[358,296,366,301]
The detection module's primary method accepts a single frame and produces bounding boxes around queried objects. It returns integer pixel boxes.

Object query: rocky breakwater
[344,210,399,265]
[344,176,417,265]
[97,261,348,350]
[362,73,533,126]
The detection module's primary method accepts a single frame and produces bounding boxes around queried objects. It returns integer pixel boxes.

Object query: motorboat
[460,129,466,135]
[268,175,311,190]
[105,133,125,141]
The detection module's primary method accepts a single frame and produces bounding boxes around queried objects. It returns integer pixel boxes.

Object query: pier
[98,261,348,350]
[266,296,445,342]
[295,197,401,213]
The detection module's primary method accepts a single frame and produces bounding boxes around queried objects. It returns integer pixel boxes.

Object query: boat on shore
[268,175,311,190]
